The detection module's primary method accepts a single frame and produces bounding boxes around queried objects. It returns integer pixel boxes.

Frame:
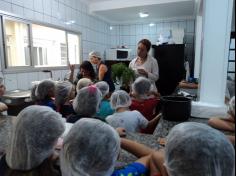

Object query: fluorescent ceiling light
[65,20,76,25]
[110,26,113,30]
[139,12,149,18]
[149,23,155,27]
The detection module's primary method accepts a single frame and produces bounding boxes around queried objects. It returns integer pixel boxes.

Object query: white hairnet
[55,81,73,107]
[6,105,65,171]
[0,117,13,155]
[89,51,102,60]
[35,80,56,100]
[165,122,235,176]
[73,86,102,117]
[60,118,120,176]
[132,77,151,98]
[228,96,235,118]
[76,78,93,92]
[95,81,109,98]
[30,84,39,102]
[110,90,132,110]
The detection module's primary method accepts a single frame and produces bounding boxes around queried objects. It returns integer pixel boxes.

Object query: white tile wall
[110,19,196,70]
[0,0,111,91]
[0,0,196,91]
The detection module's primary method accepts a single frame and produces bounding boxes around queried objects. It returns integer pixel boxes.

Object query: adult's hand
[69,63,75,73]
[137,69,148,77]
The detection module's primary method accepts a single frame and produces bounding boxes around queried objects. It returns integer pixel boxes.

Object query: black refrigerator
[152,44,186,96]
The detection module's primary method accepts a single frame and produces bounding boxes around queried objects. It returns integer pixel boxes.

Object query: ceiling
[82,0,198,24]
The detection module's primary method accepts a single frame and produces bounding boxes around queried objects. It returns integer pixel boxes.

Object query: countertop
[118,116,209,165]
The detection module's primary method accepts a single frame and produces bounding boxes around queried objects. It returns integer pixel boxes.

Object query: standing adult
[129,39,159,92]
[89,51,115,93]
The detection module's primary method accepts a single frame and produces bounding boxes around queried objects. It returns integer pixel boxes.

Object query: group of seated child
[0,105,234,176]
[30,76,161,134]
[0,75,234,176]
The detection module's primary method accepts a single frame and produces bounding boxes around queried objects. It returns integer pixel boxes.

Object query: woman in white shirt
[129,39,159,91]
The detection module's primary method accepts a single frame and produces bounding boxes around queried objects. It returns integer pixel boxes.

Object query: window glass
[5,20,30,67]
[32,24,67,67]
[67,33,81,64]
[3,18,82,69]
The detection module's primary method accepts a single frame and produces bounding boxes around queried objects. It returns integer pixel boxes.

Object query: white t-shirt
[106,110,149,133]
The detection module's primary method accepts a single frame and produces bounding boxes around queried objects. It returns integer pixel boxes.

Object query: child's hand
[116,128,126,138]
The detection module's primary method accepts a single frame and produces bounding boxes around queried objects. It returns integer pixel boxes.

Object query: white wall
[0,0,110,91]
[194,15,202,79]
[232,0,235,31]
[0,0,197,91]
[110,19,195,75]
[199,0,234,106]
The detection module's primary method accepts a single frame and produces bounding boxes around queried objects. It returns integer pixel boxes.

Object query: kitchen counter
[118,132,161,165]
[118,116,209,165]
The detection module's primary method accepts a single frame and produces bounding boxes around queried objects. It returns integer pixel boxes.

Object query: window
[2,18,81,69]
[67,33,80,64]
[32,24,68,67]
[4,20,30,67]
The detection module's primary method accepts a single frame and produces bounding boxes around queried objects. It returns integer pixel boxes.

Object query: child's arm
[208,118,235,132]
[120,138,155,171]
[121,138,155,158]
[146,113,162,131]
[150,150,168,176]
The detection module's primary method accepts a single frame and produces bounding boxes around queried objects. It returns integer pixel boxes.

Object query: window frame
[0,14,82,74]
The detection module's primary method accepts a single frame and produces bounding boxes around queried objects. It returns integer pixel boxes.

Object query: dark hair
[3,157,60,176]
[79,61,96,80]
[138,39,152,52]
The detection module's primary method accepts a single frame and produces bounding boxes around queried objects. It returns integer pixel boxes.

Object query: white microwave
[106,48,132,60]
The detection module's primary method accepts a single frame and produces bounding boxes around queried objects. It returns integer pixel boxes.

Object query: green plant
[112,63,135,88]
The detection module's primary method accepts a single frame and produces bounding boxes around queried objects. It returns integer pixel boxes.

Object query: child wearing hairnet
[0,116,13,159]
[55,81,76,118]
[0,82,8,113]
[35,80,57,110]
[67,85,102,123]
[60,118,154,176]
[208,96,235,145]
[150,122,235,176]
[130,77,160,134]
[106,90,161,133]
[95,81,114,121]
[76,78,93,92]
[0,105,65,176]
